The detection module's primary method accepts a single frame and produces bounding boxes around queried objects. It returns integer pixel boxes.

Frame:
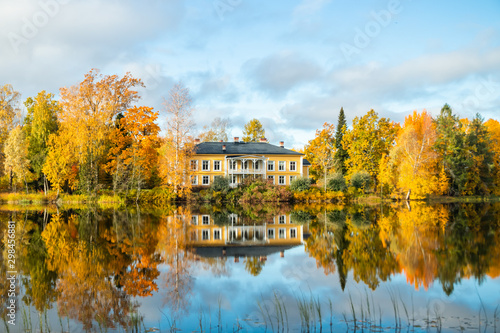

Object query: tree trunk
[24,174,28,194]
[406,189,411,200]
[9,170,13,192]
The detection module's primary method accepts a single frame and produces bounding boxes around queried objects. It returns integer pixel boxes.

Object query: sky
[1,0,499,148]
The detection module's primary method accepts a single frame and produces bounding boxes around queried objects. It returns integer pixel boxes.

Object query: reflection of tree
[244,256,265,276]
[157,207,194,317]
[56,242,135,331]
[343,219,400,290]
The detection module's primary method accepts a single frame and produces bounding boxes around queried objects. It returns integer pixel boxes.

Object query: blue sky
[1,0,499,147]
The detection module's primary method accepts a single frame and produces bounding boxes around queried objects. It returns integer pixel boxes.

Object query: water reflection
[1,202,500,331]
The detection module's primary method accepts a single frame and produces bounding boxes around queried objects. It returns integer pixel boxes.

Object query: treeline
[305,106,500,199]
[0,70,275,201]
[1,69,499,200]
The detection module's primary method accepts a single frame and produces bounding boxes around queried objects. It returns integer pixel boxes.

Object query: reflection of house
[191,138,310,187]
[187,213,310,259]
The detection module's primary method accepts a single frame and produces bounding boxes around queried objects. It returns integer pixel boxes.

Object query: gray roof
[195,141,303,156]
[190,245,300,258]
[303,159,311,166]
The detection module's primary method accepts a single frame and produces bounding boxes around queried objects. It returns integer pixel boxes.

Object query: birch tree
[159,83,195,197]
[4,126,32,193]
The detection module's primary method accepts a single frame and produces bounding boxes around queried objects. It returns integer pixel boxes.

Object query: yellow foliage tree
[57,69,143,194]
[3,126,33,193]
[393,110,443,198]
[485,119,500,194]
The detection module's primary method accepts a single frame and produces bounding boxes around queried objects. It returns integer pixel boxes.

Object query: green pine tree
[334,107,348,174]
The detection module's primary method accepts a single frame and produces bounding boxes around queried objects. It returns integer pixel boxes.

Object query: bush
[290,177,312,192]
[350,171,372,192]
[327,173,346,192]
[209,176,231,194]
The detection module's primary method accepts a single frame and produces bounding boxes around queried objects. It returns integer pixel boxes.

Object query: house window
[230,175,237,184]
[289,176,296,184]
[214,160,221,171]
[267,161,274,171]
[268,228,275,239]
[278,161,285,171]
[290,161,296,171]
[229,160,237,170]
[242,160,248,170]
[279,215,286,224]
[190,160,198,171]
[202,160,210,171]
[202,229,210,241]
[267,175,275,184]
[254,160,259,170]
[214,229,221,240]
[191,175,198,185]
[278,176,285,185]
[202,175,210,185]
[279,228,286,239]
[190,231,198,241]
[202,215,210,225]
[230,214,238,224]
[191,216,198,225]
[290,228,297,239]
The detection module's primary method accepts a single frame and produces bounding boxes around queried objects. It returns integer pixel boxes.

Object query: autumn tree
[23,91,60,194]
[304,122,336,190]
[56,69,143,194]
[4,126,33,193]
[242,118,265,142]
[159,83,195,196]
[43,132,78,194]
[391,110,445,198]
[199,117,230,142]
[106,106,160,199]
[485,119,500,194]
[342,110,398,188]
[0,84,21,177]
[334,107,348,174]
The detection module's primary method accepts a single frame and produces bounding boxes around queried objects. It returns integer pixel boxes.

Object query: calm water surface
[1,202,500,332]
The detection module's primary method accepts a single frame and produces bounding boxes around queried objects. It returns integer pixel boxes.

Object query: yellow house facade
[191,137,310,187]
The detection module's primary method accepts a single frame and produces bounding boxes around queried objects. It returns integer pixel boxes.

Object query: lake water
[1,202,500,332]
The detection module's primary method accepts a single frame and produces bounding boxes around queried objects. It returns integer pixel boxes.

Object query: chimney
[259,137,267,143]
[234,136,239,143]
[222,144,226,152]
[279,141,284,148]
[194,138,200,143]
[219,140,223,142]
[280,250,285,258]
[234,256,239,263]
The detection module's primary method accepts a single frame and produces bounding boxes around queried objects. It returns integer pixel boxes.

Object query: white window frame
[191,175,198,185]
[202,229,210,241]
[202,175,210,185]
[191,216,198,225]
[213,160,221,171]
[290,228,297,239]
[278,176,285,185]
[230,175,237,184]
[278,161,285,171]
[229,160,237,170]
[202,160,210,171]
[213,229,222,240]
[279,215,286,224]
[202,215,210,225]
[267,160,275,171]
[289,161,296,171]
[267,175,275,184]
[190,160,198,171]
[278,228,286,239]
[268,228,275,239]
